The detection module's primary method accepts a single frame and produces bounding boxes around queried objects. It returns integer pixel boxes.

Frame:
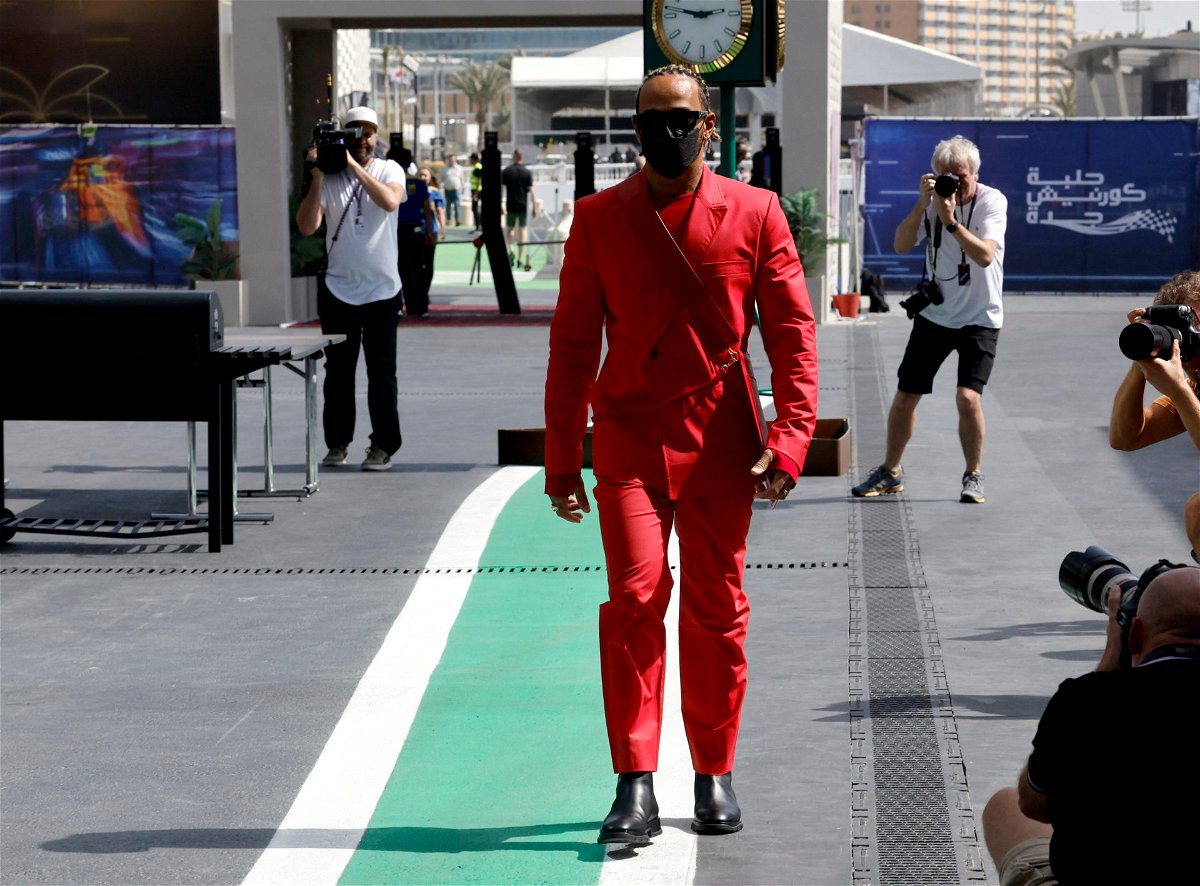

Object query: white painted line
[600,529,698,885]
[242,466,539,886]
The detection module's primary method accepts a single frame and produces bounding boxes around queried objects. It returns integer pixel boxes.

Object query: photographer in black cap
[297,105,406,472]
[852,135,1008,505]
[981,564,1200,885]
[1110,270,1200,561]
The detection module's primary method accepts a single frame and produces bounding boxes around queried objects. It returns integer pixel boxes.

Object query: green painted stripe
[339,470,612,885]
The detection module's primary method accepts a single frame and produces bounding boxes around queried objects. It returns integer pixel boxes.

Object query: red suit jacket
[545,166,818,498]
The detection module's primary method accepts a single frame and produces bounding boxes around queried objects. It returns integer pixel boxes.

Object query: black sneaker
[852,464,904,497]
[960,471,985,504]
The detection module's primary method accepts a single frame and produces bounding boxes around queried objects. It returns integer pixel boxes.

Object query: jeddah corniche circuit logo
[1025,167,1178,243]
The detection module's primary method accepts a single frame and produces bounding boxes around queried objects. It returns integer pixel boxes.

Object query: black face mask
[639,126,703,179]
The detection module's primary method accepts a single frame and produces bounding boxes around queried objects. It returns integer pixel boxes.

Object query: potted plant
[289,194,326,321]
[175,198,238,282]
[289,194,326,276]
[778,188,844,275]
[780,188,857,317]
[175,198,245,324]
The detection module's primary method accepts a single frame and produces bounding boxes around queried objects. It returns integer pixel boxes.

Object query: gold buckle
[719,347,739,372]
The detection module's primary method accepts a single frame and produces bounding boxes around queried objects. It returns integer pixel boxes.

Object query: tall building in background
[845,0,1076,116]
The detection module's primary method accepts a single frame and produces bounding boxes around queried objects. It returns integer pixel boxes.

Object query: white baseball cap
[343,106,379,129]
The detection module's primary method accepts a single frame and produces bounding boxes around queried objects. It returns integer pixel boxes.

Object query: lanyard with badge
[926,196,976,286]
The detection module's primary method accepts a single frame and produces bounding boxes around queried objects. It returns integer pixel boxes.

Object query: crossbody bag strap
[615,176,740,363]
[615,175,768,447]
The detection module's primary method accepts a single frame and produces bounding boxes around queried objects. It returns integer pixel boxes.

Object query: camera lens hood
[1119,322,1178,361]
[934,174,959,198]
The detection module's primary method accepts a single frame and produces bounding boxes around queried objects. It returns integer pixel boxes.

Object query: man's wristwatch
[945,220,959,233]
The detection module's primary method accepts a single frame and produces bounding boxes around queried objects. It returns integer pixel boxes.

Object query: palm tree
[1052,36,1080,118]
[449,61,509,150]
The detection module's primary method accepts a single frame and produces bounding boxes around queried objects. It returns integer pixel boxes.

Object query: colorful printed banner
[0,125,237,286]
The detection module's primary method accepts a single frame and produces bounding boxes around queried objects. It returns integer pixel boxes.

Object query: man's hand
[934,186,959,227]
[751,448,795,508]
[1136,339,1192,397]
[549,479,591,524]
[304,146,325,183]
[894,174,937,253]
[916,173,937,209]
[1096,578,1126,672]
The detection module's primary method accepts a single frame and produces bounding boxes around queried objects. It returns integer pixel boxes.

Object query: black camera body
[934,173,960,198]
[1059,546,1183,664]
[310,119,364,175]
[1118,304,1200,363]
[900,278,944,319]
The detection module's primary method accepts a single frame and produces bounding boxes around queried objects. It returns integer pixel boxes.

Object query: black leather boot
[597,771,662,845]
[692,772,743,834]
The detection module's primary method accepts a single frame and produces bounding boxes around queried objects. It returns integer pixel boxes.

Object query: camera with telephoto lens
[310,119,364,175]
[1059,546,1183,664]
[1118,305,1200,363]
[934,173,961,198]
[900,278,944,319]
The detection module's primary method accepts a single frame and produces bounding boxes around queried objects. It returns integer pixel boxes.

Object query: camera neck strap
[924,197,977,281]
[328,177,365,250]
[1139,643,1200,665]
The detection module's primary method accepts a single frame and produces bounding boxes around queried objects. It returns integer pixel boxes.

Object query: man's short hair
[1154,270,1200,308]
[931,135,981,175]
[512,149,524,163]
[635,64,712,114]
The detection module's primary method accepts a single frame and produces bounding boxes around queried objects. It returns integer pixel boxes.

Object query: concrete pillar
[231,4,316,325]
[781,0,843,324]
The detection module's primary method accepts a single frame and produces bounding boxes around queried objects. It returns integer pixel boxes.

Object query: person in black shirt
[501,149,536,271]
[982,565,1200,885]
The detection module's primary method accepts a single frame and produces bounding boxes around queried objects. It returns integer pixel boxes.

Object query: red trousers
[595,478,753,775]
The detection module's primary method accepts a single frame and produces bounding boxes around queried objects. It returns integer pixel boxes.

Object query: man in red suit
[544,65,819,845]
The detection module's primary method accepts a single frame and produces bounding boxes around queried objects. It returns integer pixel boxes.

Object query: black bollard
[575,131,595,202]
[481,131,520,314]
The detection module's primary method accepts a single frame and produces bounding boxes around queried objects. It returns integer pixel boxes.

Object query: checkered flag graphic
[1040,208,1178,243]
[1096,209,1177,243]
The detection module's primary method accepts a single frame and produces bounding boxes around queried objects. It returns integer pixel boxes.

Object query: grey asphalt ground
[1,284,1194,885]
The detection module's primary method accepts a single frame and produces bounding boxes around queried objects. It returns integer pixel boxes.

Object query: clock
[651,0,755,73]
[775,0,785,73]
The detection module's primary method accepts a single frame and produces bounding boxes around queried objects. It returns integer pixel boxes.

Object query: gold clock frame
[776,0,786,72]
[650,0,755,74]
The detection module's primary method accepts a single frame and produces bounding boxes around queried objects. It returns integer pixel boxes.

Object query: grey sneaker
[322,446,348,467]
[361,446,392,472]
[961,471,985,504]
[852,464,904,497]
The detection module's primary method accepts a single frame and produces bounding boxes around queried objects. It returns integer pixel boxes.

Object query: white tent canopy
[841,24,981,88]
[510,25,982,150]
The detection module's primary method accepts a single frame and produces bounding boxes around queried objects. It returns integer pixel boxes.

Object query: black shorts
[896,314,1000,395]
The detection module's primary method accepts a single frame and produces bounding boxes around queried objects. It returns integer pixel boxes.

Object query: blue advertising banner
[0,125,237,286]
[862,118,1200,293]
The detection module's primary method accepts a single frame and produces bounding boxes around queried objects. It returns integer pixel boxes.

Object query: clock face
[652,0,754,73]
